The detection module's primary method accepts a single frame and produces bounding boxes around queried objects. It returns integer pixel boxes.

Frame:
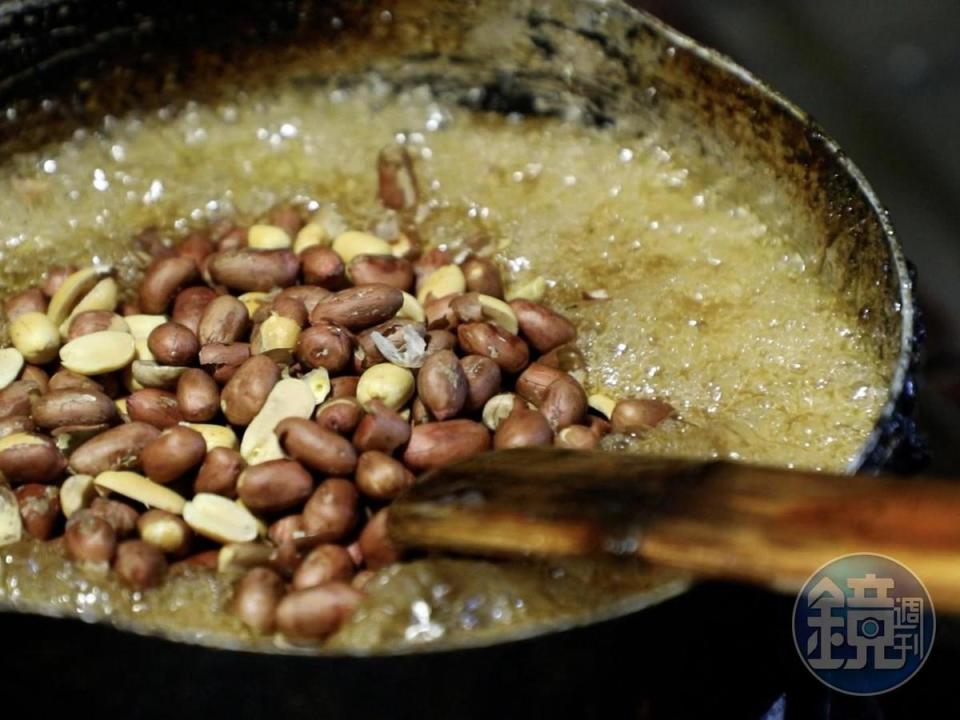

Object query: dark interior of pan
[0,0,923,715]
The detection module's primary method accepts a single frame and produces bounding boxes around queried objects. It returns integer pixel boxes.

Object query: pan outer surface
[0,0,922,702]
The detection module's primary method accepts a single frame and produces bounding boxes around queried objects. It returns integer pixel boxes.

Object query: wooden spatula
[388,448,960,612]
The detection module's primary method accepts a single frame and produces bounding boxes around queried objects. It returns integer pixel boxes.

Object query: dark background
[633,0,960,472]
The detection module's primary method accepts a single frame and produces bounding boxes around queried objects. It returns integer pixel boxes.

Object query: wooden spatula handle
[390,450,960,612]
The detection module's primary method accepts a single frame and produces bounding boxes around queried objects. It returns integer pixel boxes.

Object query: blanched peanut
[251,313,300,362]
[237,459,313,514]
[65,277,118,324]
[505,275,546,302]
[221,355,280,426]
[0,348,24,391]
[470,294,518,335]
[510,299,577,354]
[292,544,354,590]
[114,539,167,589]
[60,474,97,518]
[216,541,274,574]
[138,509,192,556]
[494,409,553,449]
[65,510,116,563]
[403,420,491,471]
[93,471,186,515]
[587,393,617,419]
[355,451,416,500]
[194,447,243,498]
[125,314,168,362]
[610,398,674,434]
[356,363,414,411]
[396,291,425,322]
[239,378,314,465]
[141,426,207,484]
[10,311,60,364]
[129,360,187,390]
[182,492,258,544]
[60,331,135,375]
[301,368,331,406]
[47,266,104,326]
[417,264,465,305]
[302,478,358,541]
[332,231,392,264]
[181,422,239,452]
[417,350,467,420]
[0,486,21,546]
[352,402,411,454]
[275,418,357,475]
[247,224,292,250]
[0,433,66,484]
[234,567,286,634]
[242,292,275,321]
[293,223,328,255]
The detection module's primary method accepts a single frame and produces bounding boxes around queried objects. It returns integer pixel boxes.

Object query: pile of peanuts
[0,148,673,643]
